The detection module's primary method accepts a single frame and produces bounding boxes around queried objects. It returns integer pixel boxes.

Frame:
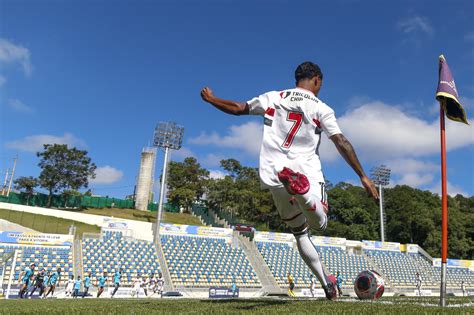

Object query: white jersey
[247,87,342,187]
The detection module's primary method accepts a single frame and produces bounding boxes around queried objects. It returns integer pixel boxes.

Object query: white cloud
[89,166,123,184]
[0,75,6,87]
[209,169,227,179]
[386,158,438,188]
[202,153,226,168]
[319,101,474,163]
[170,146,195,161]
[189,121,262,157]
[7,99,33,113]
[0,38,32,77]
[5,133,87,153]
[429,180,468,197]
[396,16,434,36]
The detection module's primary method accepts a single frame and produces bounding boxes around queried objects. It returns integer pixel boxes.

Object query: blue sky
[0,0,473,199]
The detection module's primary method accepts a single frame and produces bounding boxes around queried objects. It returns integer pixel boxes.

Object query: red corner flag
[435,55,468,307]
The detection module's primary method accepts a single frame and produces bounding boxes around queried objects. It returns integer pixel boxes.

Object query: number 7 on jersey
[282,111,303,148]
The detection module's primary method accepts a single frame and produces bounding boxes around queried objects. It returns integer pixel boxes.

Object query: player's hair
[295,61,323,83]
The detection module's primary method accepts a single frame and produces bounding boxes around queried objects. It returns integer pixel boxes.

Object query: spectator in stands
[461,281,466,297]
[19,263,35,298]
[82,272,91,298]
[43,267,61,298]
[110,268,123,298]
[336,271,343,297]
[65,275,75,297]
[29,268,46,298]
[287,273,296,297]
[96,272,108,298]
[73,276,82,298]
[415,272,422,296]
[309,275,316,297]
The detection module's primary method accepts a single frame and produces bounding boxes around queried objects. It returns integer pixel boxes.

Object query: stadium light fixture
[370,165,391,242]
[153,122,184,240]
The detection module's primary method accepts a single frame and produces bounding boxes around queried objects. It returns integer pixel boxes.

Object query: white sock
[295,232,328,287]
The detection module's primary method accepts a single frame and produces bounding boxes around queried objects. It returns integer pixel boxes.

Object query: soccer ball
[354,270,384,300]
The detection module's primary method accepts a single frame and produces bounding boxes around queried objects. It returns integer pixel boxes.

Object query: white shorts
[270,181,328,231]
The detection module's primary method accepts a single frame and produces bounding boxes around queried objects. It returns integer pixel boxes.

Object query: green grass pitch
[0,297,472,315]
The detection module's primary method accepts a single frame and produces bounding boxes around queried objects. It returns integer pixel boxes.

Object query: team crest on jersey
[280,91,291,99]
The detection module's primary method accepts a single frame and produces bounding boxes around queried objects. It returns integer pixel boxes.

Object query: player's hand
[200,87,215,103]
[360,176,379,201]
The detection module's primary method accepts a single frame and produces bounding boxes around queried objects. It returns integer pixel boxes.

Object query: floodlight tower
[370,165,391,242]
[153,122,184,238]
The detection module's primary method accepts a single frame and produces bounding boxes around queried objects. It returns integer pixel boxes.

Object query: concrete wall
[0,202,154,241]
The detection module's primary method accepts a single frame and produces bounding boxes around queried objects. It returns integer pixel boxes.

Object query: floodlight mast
[370,165,391,242]
[153,122,184,241]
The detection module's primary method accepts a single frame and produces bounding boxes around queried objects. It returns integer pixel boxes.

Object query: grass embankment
[0,209,100,238]
[78,207,204,226]
[0,297,472,315]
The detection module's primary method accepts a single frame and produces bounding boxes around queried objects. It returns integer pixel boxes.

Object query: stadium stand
[316,245,371,286]
[82,230,160,286]
[161,233,260,288]
[0,243,73,284]
[256,241,312,287]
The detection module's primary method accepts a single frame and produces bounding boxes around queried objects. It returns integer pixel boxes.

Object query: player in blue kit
[43,267,61,298]
[73,276,82,298]
[96,272,108,298]
[19,263,35,298]
[110,268,123,298]
[82,272,91,298]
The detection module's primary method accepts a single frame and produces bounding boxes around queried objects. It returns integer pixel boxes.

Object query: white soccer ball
[354,270,385,300]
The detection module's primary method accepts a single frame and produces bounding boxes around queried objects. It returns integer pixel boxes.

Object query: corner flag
[436,55,469,124]
[435,54,468,307]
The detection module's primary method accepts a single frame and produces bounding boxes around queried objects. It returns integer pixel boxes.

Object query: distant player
[287,273,296,297]
[415,272,422,296]
[65,275,75,297]
[461,281,466,297]
[309,274,316,297]
[73,276,81,298]
[19,263,35,298]
[336,271,343,297]
[142,274,150,296]
[155,272,164,298]
[41,271,50,298]
[231,279,237,298]
[131,274,143,298]
[96,272,108,298]
[29,268,46,298]
[43,267,61,298]
[201,61,379,300]
[110,268,123,298]
[82,272,91,298]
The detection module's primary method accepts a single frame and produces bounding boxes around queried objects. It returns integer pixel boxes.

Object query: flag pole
[439,101,448,307]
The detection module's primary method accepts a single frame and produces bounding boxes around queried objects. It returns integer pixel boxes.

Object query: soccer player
[29,268,46,298]
[461,281,466,297]
[19,263,35,298]
[200,61,379,300]
[415,272,422,296]
[65,275,75,297]
[309,274,316,298]
[41,271,50,298]
[73,276,81,298]
[96,272,108,298]
[156,272,164,298]
[82,272,91,298]
[336,271,343,297]
[110,268,123,298]
[287,273,296,297]
[131,274,142,298]
[43,267,61,298]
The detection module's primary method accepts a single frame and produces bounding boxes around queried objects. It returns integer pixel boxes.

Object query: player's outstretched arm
[330,134,379,200]
[200,87,249,115]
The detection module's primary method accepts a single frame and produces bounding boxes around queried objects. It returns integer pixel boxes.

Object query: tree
[13,176,39,206]
[166,157,209,211]
[37,144,97,208]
